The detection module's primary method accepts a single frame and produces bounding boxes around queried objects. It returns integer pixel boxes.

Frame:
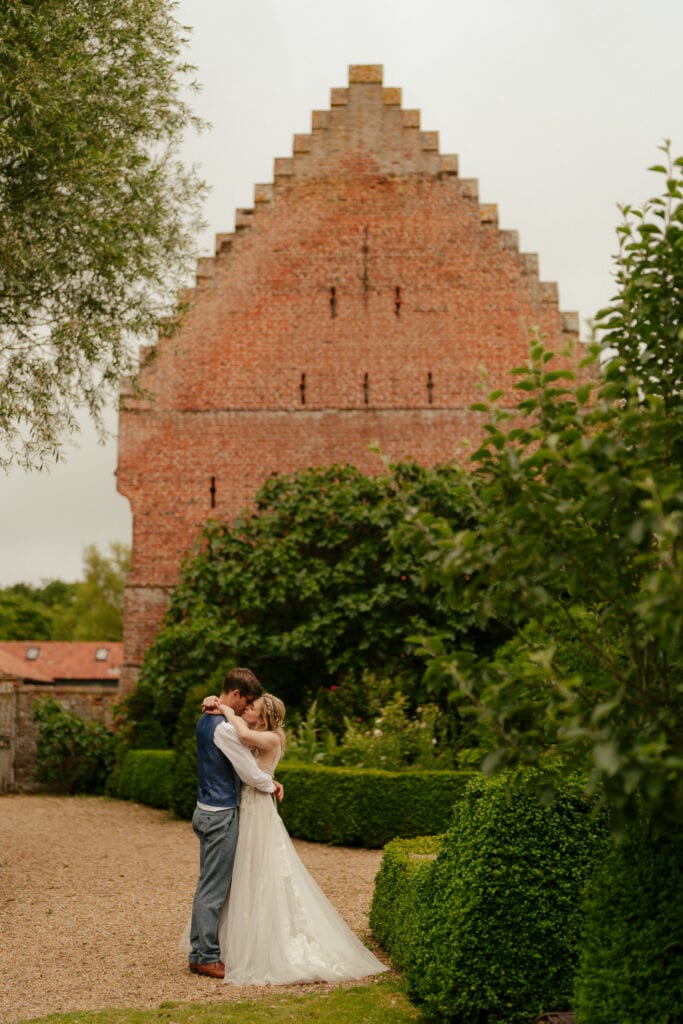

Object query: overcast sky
[1,0,681,587]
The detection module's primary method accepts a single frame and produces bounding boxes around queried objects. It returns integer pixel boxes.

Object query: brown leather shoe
[188,962,199,973]
[194,961,225,979]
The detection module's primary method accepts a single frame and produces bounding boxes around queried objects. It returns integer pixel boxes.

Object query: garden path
[0,795,390,1024]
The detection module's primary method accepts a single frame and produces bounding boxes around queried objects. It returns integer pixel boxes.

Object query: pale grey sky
[1,0,681,585]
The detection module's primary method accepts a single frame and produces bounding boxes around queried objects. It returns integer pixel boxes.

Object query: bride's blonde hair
[260,693,286,751]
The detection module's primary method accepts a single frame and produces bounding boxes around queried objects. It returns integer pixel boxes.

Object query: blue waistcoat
[196,713,240,807]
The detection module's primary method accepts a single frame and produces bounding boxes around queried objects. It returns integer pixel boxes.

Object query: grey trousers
[189,806,238,964]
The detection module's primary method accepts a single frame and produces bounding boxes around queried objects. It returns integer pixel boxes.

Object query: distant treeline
[0,542,129,641]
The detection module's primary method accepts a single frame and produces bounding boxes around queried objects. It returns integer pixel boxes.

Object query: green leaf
[593,742,622,776]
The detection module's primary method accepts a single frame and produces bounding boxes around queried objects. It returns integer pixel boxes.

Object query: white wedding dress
[217,753,389,985]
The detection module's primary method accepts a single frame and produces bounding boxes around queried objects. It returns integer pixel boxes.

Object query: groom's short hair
[221,667,262,700]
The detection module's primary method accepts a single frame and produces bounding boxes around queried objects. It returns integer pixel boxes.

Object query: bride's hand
[201,694,221,714]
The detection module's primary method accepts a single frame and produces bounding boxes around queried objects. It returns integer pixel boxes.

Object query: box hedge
[369,834,443,968]
[115,749,174,808]
[169,737,198,820]
[275,764,471,848]
[115,747,470,848]
[574,816,683,1024]
[406,772,609,1024]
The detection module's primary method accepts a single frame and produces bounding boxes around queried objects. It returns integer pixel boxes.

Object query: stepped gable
[116,64,581,694]
[268,62,455,180]
[181,62,456,299]
[175,64,577,339]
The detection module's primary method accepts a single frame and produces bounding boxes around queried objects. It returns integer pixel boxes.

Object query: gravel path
[0,795,391,1024]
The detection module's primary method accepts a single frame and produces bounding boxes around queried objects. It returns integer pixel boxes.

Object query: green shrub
[287,693,457,771]
[115,749,175,808]
[170,735,198,820]
[128,719,169,750]
[167,754,469,846]
[113,676,172,749]
[32,696,117,794]
[166,683,206,819]
[172,681,222,750]
[276,764,471,847]
[134,461,479,740]
[407,772,608,1024]
[123,732,468,848]
[370,834,443,968]
[574,817,683,1024]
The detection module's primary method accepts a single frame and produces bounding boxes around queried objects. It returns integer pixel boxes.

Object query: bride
[203,691,389,986]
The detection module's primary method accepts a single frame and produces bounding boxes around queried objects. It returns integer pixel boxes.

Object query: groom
[188,666,283,979]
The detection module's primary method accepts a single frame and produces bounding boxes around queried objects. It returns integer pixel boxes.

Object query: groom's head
[221,667,262,713]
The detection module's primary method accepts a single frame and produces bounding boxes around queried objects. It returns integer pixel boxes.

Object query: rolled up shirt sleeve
[213,721,276,793]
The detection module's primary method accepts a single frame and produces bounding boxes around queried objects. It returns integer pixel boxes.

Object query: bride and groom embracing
[185,666,388,985]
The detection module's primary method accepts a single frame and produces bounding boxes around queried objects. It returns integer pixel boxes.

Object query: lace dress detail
[217,753,388,985]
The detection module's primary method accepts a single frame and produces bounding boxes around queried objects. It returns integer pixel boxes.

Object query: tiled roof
[0,642,123,683]
[0,648,53,683]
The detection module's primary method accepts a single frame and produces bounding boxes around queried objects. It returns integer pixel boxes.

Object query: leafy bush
[115,749,174,808]
[32,696,117,794]
[370,834,443,968]
[111,738,468,846]
[406,772,608,1024]
[407,149,683,829]
[165,682,206,819]
[286,692,457,770]
[275,764,471,847]
[306,671,399,739]
[170,735,198,819]
[116,679,171,749]
[574,817,683,1023]
[130,461,484,742]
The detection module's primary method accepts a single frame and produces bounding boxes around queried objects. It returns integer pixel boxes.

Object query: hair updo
[261,693,286,732]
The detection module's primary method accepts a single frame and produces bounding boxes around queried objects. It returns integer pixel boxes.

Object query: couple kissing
[184,666,388,985]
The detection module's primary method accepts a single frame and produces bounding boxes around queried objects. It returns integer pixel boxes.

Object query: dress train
[217,761,388,985]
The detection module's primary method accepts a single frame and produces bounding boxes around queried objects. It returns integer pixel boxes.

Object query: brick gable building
[116,64,579,695]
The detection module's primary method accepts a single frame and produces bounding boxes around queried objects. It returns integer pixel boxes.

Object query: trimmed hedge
[406,772,609,1024]
[369,834,443,968]
[114,748,469,847]
[170,737,198,820]
[574,817,683,1024]
[276,764,472,848]
[115,749,174,808]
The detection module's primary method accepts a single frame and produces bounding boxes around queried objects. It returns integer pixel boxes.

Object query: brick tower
[116,64,579,695]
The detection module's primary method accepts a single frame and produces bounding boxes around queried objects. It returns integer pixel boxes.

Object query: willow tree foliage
[408,146,683,828]
[0,0,206,467]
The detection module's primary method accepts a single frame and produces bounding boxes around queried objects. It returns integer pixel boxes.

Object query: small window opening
[330,287,337,318]
[395,286,401,317]
[363,372,370,405]
[210,476,217,509]
[300,372,306,405]
[427,372,434,405]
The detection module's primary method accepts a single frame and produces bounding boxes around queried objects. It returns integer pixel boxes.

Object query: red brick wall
[116,65,580,693]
